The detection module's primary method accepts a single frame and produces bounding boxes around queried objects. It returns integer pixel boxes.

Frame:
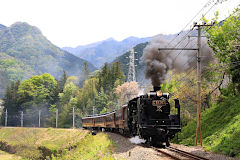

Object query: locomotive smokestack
[154,86,161,92]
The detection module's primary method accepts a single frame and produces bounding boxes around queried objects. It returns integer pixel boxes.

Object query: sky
[0,0,239,47]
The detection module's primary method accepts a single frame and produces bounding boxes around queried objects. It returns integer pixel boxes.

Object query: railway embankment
[175,94,240,159]
[0,128,115,160]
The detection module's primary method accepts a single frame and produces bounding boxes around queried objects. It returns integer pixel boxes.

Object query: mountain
[0,22,96,97]
[62,36,151,68]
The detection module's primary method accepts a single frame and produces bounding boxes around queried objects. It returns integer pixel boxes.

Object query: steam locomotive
[82,86,181,146]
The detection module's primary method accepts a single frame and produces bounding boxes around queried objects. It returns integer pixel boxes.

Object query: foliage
[174,9,240,158]
[2,81,21,126]
[2,73,59,127]
[57,80,79,128]
[17,73,58,106]
[175,94,240,158]
[204,7,240,92]
[79,62,90,87]
[0,52,33,82]
[59,82,78,105]
[58,71,68,92]
[95,92,110,113]
[76,62,125,115]
[56,61,125,127]
[160,71,215,125]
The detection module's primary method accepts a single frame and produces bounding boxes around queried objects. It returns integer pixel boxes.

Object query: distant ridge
[62,36,151,68]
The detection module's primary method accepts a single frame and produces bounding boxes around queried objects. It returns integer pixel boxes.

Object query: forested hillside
[0,22,96,97]
[1,61,125,128]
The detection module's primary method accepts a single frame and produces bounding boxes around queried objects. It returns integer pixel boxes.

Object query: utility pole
[158,22,212,147]
[193,23,212,146]
[21,111,23,127]
[38,110,41,128]
[73,107,75,128]
[5,109,7,127]
[196,24,202,147]
[56,109,58,128]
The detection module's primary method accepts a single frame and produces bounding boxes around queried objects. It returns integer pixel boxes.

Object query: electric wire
[161,0,219,64]
[167,1,238,102]
[166,0,213,46]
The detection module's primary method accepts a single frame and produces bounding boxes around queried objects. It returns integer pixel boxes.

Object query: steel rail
[152,147,182,160]
[166,146,209,160]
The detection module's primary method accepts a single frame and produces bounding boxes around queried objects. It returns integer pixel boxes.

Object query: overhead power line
[167,0,213,46]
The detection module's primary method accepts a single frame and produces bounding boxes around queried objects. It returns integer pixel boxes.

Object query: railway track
[153,146,209,160]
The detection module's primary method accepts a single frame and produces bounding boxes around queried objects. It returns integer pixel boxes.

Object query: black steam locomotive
[82,86,181,146]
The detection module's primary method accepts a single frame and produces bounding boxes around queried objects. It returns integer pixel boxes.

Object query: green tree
[79,62,90,87]
[83,61,89,78]
[66,61,126,117]
[59,71,67,92]
[99,62,110,92]
[205,7,240,93]
[59,82,78,105]
[95,91,109,113]
[17,73,58,107]
[58,81,79,127]
[2,81,21,126]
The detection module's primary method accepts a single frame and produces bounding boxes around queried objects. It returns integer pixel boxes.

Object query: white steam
[129,136,146,144]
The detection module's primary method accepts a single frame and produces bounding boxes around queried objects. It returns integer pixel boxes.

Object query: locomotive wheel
[165,135,170,147]
[150,137,157,146]
[166,139,170,147]
[150,137,165,147]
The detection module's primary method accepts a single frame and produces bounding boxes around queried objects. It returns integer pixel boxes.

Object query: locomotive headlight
[156,90,162,97]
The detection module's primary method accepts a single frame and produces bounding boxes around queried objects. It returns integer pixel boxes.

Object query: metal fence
[2,107,82,128]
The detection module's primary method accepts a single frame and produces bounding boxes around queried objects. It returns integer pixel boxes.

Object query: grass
[0,127,89,159]
[0,150,21,160]
[0,128,117,160]
[54,132,116,160]
[175,94,240,158]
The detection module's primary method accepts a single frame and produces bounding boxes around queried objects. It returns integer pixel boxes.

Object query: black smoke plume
[142,34,213,86]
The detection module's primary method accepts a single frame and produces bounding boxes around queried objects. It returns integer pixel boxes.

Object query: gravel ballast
[107,132,240,160]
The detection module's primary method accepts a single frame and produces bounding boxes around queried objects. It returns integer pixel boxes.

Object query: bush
[175,94,240,158]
